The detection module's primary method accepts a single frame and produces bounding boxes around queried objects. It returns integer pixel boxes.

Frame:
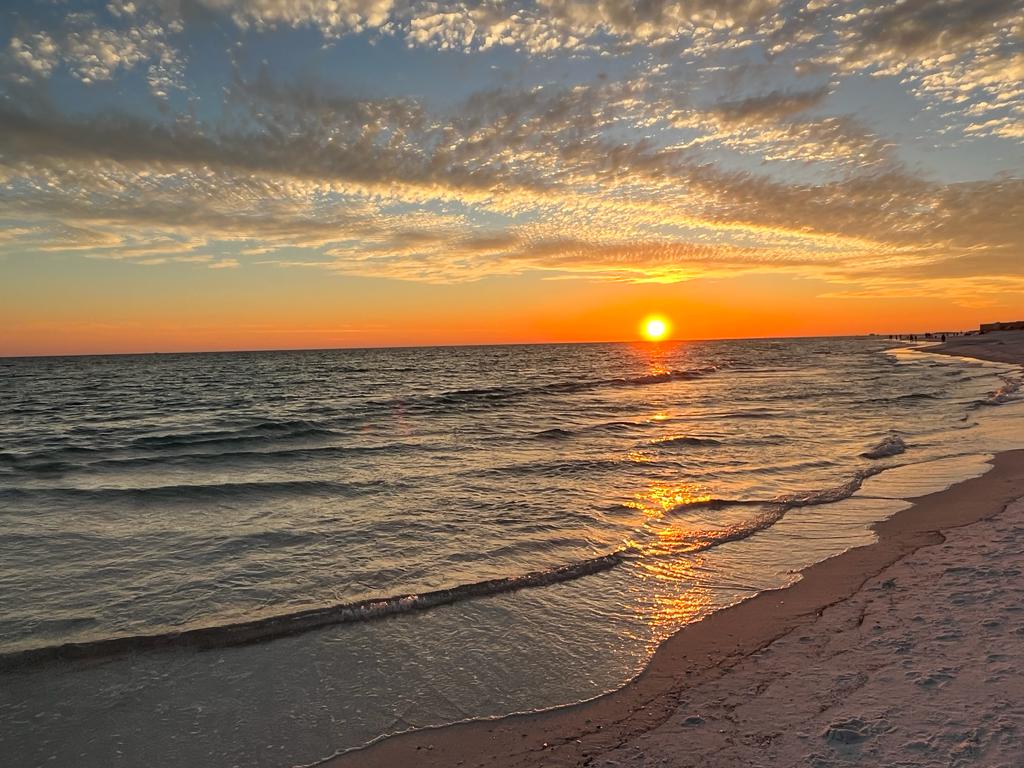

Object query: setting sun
[642,316,670,341]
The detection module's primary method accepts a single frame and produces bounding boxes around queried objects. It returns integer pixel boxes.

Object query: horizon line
[0,330,955,361]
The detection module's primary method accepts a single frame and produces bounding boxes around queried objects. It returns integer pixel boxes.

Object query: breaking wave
[0,462,903,671]
[652,435,723,448]
[644,508,789,556]
[771,467,883,508]
[978,376,1022,406]
[862,434,907,460]
[0,552,626,670]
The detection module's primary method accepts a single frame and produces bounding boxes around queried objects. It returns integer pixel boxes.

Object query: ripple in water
[1,338,1023,767]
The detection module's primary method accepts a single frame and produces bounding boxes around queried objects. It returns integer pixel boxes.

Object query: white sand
[599,497,1024,767]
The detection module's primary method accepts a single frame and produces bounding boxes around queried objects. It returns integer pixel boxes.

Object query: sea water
[1,338,1022,766]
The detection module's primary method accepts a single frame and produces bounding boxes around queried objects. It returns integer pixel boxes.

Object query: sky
[1,0,1022,355]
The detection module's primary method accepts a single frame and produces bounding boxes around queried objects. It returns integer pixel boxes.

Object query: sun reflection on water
[624,481,715,519]
[637,554,715,632]
[612,342,725,640]
[620,482,743,640]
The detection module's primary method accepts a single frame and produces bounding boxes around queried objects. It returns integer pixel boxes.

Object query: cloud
[7,0,1023,131]
[172,0,787,52]
[405,0,785,52]
[200,0,396,36]
[4,13,184,98]
[7,33,60,82]
[1,65,1019,283]
[709,86,830,124]
[665,87,894,168]
[0,1,1021,300]
[17,0,783,59]
[837,0,1019,62]
[823,0,1024,136]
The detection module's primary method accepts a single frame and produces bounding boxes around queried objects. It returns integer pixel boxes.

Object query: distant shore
[929,329,1024,366]
[323,333,1024,768]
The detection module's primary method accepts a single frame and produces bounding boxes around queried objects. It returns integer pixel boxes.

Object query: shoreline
[928,329,1024,366]
[325,453,1024,768]
[323,340,1024,768]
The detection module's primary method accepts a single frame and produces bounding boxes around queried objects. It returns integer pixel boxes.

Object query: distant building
[980,321,1024,333]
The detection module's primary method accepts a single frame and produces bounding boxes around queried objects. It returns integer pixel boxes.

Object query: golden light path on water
[622,342,776,639]
[5,340,1023,768]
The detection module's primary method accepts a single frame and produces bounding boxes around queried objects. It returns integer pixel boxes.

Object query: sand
[930,329,1024,366]
[591,495,1024,767]
[324,336,1024,768]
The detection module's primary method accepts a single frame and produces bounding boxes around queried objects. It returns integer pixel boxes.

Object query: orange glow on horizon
[1,269,1010,357]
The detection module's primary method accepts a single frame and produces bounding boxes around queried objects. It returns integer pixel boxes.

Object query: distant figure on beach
[942,334,947,342]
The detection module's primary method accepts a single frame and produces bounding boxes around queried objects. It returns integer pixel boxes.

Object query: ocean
[1,337,1022,767]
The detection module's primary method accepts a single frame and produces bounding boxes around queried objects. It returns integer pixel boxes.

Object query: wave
[0,457,77,474]
[652,435,722,448]
[644,508,787,556]
[661,497,767,513]
[637,468,889,560]
[978,376,1022,406]
[534,428,573,440]
[3,366,720,473]
[862,434,907,460]
[702,407,786,420]
[532,421,701,442]
[895,392,939,401]
[771,467,883,508]
[383,366,720,412]
[643,468,885,523]
[0,552,625,671]
[1,441,427,479]
[0,478,389,502]
[483,455,679,479]
[0,464,901,670]
[589,420,648,434]
[698,509,785,550]
[0,420,347,473]
[129,419,338,450]
[0,445,101,468]
[86,442,419,469]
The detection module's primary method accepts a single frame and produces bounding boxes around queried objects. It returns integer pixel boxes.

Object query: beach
[931,330,1024,366]
[3,0,1021,763]
[327,335,1024,768]
[3,337,1023,767]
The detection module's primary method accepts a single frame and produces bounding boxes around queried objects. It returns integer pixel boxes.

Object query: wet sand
[324,335,1024,768]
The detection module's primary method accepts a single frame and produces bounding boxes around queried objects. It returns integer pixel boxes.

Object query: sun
[641,316,670,341]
